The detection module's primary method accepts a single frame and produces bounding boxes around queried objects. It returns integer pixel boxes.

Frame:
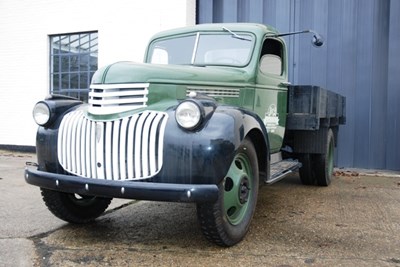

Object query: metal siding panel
[237,0,249,22]
[369,0,389,169]
[289,0,301,83]
[212,0,223,23]
[196,0,398,170]
[297,0,313,85]
[326,0,343,166]
[222,0,238,22]
[353,0,374,168]
[335,0,358,167]
[197,0,213,23]
[262,0,277,27]
[248,0,264,23]
[310,0,328,88]
[211,0,239,23]
[275,0,291,32]
[386,0,400,170]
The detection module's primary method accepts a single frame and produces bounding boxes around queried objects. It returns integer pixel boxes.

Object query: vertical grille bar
[64,112,74,171]
[80,117,87,177]
[134,112,148,178]
[149,113,166,173]
[90,120,97,178]
[57,112,66,167]
[105,121,113,179]
[126,115,137,179]
[112,119,121,180]
[70,111,80,174]
[95,122,105,179]
[149,113,164,173]
[75,112,84,176]
[141,112,157,177]
[157,114,168,172]
[85,120,92,178]
[119,118,129,180]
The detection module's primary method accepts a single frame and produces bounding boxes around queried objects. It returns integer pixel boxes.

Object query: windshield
[148,32,255,67]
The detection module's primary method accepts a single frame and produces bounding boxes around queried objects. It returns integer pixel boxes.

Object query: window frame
[259,37,285,77]
[147,31,256,67]
[49,31,98,102]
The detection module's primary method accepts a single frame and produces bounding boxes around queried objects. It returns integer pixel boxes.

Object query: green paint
[90,23,290,151]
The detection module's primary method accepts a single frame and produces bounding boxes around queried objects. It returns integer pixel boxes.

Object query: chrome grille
[57,109,168,180]
[89,83,149,115]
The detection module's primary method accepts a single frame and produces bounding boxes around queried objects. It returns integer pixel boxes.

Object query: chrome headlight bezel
[32,101,51,126]
[175,100,204,130]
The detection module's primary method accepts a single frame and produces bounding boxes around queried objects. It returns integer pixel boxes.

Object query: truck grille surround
[57,109,168,181]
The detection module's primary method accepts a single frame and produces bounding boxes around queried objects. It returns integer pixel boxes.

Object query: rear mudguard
[36,104,270,186]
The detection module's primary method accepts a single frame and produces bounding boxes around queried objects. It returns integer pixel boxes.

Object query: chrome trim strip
[186,86,240,98]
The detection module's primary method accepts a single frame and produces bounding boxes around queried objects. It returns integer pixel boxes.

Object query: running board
[265,159,302,184]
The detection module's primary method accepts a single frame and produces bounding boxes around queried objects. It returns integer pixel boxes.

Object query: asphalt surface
[1,150,400,267]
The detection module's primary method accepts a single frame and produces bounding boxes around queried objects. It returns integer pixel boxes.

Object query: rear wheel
[314,129,335,186]
[41,188,112,223]
[197,138,259,247]
[298,153,316,185]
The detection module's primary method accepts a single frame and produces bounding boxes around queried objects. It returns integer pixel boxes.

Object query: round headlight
[33,102,51,126]
[175,101,202,129]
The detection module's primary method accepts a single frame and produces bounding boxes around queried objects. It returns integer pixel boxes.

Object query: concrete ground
[1,150,399,267]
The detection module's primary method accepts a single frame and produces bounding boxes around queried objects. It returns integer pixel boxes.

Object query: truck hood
[92,61,253,85]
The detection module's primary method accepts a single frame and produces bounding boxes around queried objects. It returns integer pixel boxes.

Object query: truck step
[266,159,302,184]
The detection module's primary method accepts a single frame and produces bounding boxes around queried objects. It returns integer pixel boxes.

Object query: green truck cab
[26,23,345,246]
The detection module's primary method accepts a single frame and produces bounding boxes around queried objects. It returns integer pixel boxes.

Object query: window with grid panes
[50,32,98,102]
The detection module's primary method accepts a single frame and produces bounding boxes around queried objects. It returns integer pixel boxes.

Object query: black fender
[152,105,270,185]
[35,96,83,173]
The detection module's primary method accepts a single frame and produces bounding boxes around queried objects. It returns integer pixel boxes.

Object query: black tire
[41,188,112,223]
[196,138,259,247]
[298,153,316,185]
[314,129,335,186]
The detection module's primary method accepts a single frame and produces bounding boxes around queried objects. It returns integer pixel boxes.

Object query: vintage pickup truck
[26,23,345,246]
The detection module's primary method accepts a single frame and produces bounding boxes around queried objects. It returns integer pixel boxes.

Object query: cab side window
[259,39,283,76]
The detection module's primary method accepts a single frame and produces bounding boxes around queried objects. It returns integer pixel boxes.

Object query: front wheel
[197,138,259,247]
[41,188,112,223]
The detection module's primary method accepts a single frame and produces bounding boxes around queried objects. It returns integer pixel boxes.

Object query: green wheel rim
[223,153,253,225]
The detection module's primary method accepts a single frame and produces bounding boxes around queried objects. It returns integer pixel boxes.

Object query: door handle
[279,81,291,87]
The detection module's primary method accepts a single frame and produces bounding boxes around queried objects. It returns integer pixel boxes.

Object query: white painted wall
[0,0,195,146]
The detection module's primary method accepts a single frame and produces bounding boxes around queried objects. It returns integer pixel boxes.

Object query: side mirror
[270,29,325,47]
[312,33,324,47]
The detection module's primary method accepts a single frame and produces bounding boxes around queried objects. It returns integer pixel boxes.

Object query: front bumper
[25,169,219,203]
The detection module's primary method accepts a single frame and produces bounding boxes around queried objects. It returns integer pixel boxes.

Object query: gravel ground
[1,150,399,267]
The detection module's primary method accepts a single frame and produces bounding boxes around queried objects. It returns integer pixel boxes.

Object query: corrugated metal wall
[197,0,400,170]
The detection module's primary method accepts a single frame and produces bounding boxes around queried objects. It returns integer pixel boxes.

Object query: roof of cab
[149,23,280,40]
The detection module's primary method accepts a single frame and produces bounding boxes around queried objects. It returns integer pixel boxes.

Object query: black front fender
[35,97,83,173]
[154,106,269,185]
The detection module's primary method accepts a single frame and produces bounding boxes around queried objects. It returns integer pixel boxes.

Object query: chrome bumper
[25,168,219,203]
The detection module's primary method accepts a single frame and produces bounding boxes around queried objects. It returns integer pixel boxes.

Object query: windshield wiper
[222,27,252,41]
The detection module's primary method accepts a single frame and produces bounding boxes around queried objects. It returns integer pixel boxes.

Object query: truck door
[255,37,288,153]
